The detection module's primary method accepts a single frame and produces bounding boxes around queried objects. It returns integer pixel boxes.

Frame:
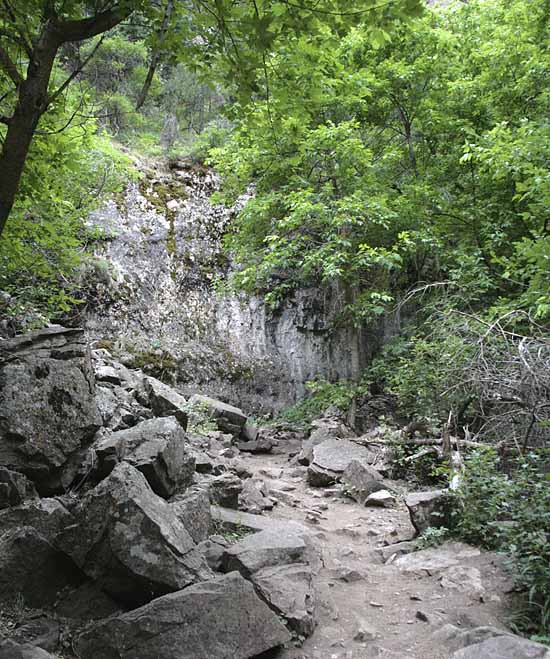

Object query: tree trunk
[0,32,58,237]
[135,0,174,110]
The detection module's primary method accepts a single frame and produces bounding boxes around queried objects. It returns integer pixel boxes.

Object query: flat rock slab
[74,572,291,659]
[211,505,309,535]
[395,542,481,576]
[56,462,212,604]
[223,527,317,576]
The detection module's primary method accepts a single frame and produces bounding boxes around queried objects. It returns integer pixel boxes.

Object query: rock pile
[0,326,317,658]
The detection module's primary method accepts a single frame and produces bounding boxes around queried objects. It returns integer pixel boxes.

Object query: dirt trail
[239,449,514,659]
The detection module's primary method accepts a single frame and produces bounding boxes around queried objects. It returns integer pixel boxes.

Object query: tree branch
[0,44,23,86]
[49,34,106,104]
[52,6,131,44]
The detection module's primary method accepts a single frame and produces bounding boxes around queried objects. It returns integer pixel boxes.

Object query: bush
[450,447,550,639]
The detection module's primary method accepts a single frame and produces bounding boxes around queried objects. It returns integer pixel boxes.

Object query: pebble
[369,601,384,608]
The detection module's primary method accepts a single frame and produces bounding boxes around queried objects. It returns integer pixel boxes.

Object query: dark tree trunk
[135,0,174,110]
[0,30,58,236]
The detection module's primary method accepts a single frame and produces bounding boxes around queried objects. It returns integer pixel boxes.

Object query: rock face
[405,490,450,534]
[74,571,291,659]
[56,462,212,604]
[84,169,382,414]
[307,438,375,487]
[95,416,195,497]
[0,326,101,493]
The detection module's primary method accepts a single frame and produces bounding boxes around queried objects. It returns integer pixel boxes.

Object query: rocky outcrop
[74,571,291,659]
[56,462,212,604]
[0,326,101,493]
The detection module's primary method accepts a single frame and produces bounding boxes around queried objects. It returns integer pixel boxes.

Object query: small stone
[365,490,396,508]
[369,601,384,608]
[353,626,376,642]
[416,610,430,623]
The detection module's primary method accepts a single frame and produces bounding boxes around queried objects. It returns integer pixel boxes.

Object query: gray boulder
[0,497,71,542]
[143,376,188,428]
[208,472,243,509]
[188,394,247,435]
[0,467,38,509]
[74,572,291,659]
[405,489,449,534]
[55,462,212,604]
[450,634,550,658]
[0,641,57,659]
[171,486,211,544]
[0,326,101,493]
[95,416,195,497]
[298,414,355,465]
[237,437,274,453]
[238,479,273,515]
[253,563,315,636]
[307,438,374,487]
[341,459,384,504]
[0,526,82,607]
[223,527,316,577]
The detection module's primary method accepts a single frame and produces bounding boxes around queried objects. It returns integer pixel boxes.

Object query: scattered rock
[198,536,229,571]
[171,486,211,544]
[0,326,101,494]
[143,376,189,428]
[405,490,450,534]
[10,613,60,652]
[307,439,375,487]
[253,563,315,636]
[188,394,247,435]
[0,497,71,542]
[395,542,480,576]
[56,462,212,604]
[341,460,385,504]
[237,437,274,453]
[330,566,366,583]
[366,490,396,508]
[353,624,376,643]
[450,633,550,658]
[238,479,273,515]
[223,526,316,576]
[208,472,243,509]
[74,572,291,659]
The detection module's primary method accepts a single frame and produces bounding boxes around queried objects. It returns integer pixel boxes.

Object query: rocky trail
[1,326,548,659]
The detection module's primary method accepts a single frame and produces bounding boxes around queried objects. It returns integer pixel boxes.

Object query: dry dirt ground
[240,449,517,659]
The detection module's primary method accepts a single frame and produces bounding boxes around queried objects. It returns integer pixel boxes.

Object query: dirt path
[238,450,515,659]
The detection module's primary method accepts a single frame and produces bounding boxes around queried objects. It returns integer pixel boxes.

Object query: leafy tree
[0,0,423,237]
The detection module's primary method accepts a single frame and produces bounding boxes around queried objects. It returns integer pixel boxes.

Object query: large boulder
[0,467,38,509]
[0,526,82,607]
[0,326,101,493]
[307,438,375,487]
[143,376,188,428]
[0,641,57,659]
[55,462,212,604]
[0,497,71,542]
[188,394,247,435]
[341,459,385,504]
[450,633,550,658]
[74,572,291,659]
[222,527,316,577]
[170,486,211,544]
[298,412,356,465]
[253,563,315,636]
[405,489,450,534]
[95,416,195,497]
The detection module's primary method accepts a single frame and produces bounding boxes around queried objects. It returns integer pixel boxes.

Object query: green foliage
[450,447,550,638]
[416,526,450,550]
[0,83,133,328]
[209,0,549,328]
[277,378,358,426]
[184,400,218,435]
